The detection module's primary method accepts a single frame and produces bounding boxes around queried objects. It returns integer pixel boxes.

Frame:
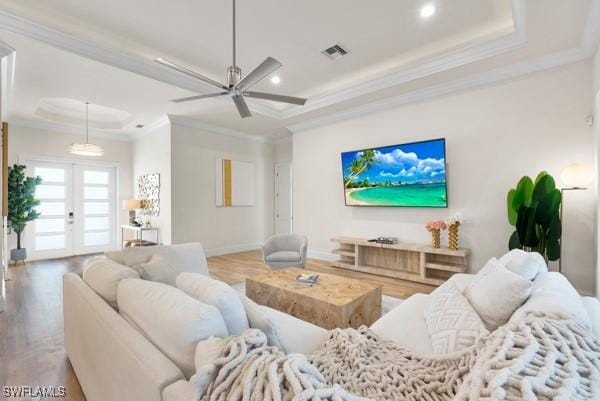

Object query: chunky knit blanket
[198,314,600,401]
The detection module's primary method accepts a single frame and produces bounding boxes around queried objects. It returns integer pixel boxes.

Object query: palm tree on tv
[344,149,377,188]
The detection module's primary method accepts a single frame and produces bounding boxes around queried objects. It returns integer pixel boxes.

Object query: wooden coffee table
[246,268,382,330]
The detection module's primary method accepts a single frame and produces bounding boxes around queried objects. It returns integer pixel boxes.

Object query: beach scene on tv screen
[342,139,447,207]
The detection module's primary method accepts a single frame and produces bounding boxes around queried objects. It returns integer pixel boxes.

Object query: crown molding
[8,116,134,142]
[135,115,170,139]
[280,0,527,119]
[0,10,282,120]
[0,40,16,120]
[168,114,274,144]
[0,1,529,122]
[287,47,590,133]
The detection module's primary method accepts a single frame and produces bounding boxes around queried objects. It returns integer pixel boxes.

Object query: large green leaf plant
[507,172,561,262]
[8,164,42,249]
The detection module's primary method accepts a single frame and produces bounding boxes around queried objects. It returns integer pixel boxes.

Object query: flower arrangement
[425,220,447,232]
[445,212,464,250]
[425,220,446,248]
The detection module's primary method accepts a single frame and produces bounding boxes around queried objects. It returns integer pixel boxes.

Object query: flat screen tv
[341,138,447,207]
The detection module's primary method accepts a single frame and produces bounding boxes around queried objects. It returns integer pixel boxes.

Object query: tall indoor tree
[8,164,42,261]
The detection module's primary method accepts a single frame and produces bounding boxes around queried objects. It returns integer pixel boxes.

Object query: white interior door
[275,163,292,235]
[26,160,117,260]
[26,161,74,259]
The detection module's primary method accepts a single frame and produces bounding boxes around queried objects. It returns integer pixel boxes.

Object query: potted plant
[8,164,42,262]
[506,171,561,262]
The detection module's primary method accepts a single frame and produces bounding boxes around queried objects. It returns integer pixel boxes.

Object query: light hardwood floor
[0,250,435,400]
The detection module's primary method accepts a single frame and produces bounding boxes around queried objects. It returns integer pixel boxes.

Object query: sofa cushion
[425,281,488,354]
[265,251,301,263]
[117,279,228,379]
[176,273,249,335]
[82,257,139,309]
[499,249,548,280]
[510,272,592,329]
[582,297,600,339]
[464,258,532,331]
[370,294,433,355]
[106,243,209,276]
[140,254,178,286]
[242,296,286,352]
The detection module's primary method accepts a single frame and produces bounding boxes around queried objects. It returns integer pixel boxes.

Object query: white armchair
[262,234,308,270]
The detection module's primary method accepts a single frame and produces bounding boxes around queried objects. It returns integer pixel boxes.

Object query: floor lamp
[559,163,593,273]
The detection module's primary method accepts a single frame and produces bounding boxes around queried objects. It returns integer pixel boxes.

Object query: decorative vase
[448,223,460,250]
[431,229,441,249]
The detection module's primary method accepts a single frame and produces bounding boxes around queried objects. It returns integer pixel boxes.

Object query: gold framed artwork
[215,158,255,207]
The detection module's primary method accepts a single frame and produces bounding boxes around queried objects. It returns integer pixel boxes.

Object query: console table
[331,236,469,286]
[121,225,159,248]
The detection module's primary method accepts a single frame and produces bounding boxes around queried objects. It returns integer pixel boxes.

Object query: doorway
[275,162,292,235]
[25,160,117,260]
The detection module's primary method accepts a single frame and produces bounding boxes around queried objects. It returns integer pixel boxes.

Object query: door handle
[68,212,74,224]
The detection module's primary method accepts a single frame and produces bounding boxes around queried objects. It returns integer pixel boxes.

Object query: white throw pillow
[82,257,139,309]
[510,272,592,329]
[464,258,532,331]
[499,249,548,280]
[242,296,286,352]
[117,279,228,379]
[176,273,250,335]
[190,336,230,397]
[140,254,178,285]
[425,281,488,354]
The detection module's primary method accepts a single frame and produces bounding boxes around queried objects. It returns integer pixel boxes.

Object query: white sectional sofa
[63,243,600,401]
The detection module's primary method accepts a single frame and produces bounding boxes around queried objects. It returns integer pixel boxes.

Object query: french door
[25,160,117,260]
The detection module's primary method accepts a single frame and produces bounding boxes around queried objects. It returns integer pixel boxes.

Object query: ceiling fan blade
[235,57,282,92]
[232,94,251,118]
[155,58,227,90]
[170,92,229,103]
[244,91,307,106]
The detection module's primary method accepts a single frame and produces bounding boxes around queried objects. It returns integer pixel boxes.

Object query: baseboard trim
[308,250,337,262]
[204,243,262,257]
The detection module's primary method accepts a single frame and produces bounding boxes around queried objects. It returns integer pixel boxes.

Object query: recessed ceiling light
[270,75,281,85]
[420,3,436,19]
[136,124,145,128]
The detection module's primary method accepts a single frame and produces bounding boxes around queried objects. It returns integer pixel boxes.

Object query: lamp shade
[122,199,142,210]
[561,163,593,189]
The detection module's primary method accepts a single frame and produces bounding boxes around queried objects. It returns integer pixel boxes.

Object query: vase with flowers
[445,212,465,250]
[425,220,447,248]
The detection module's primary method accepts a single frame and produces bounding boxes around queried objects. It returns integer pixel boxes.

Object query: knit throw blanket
[199,313,600,401]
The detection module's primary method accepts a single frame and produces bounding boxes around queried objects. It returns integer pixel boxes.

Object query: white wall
[132,120,172,244]
[9,124,133,248]
[293,61,595,293]
[594,46,600,297]
[274,139,293,163]
[170,121,275,255]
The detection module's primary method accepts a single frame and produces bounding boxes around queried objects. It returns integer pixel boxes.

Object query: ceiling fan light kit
[155,0,307,118]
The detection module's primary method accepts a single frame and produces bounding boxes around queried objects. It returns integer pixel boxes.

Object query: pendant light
[69,102,104,157]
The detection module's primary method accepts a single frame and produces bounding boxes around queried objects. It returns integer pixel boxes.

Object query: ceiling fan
[155,0,307,118]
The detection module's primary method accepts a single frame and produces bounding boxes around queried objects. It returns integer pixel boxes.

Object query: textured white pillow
[499,249,548,280]
[117,279,228,379]
[511,272,592,329]
[82,257,139,308]
[464,258,532,330]
[177,273,249,335]
[242,296,286,352]
[425,281,488,354]
[140,254,178,285]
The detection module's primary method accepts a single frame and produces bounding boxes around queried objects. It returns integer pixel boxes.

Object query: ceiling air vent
[321,44,348,60]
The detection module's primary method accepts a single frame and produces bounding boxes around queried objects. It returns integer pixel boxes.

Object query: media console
[331,236,469,286]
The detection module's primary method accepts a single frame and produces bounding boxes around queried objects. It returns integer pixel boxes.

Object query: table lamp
[559,163,593,272]
[122,199,142,225]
